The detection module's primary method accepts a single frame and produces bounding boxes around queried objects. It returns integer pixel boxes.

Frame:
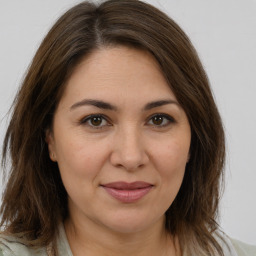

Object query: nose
[110,126,149,171]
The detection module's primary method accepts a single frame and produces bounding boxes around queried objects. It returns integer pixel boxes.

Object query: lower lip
[102,186,152,203]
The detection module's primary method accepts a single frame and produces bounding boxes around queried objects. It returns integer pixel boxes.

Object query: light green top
[0,224,255,256]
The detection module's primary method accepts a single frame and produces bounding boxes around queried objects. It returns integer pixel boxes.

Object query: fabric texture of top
[0,223,255,256]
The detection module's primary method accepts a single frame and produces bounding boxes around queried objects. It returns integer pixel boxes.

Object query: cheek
[145,138,189,215]
[152,138,189,190]
[154,138,189,170]
[55,139,109,206]
[54,134,110,184]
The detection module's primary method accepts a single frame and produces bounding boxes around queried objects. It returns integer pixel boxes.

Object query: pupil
[91,117,102,126]
[153,116,163,125]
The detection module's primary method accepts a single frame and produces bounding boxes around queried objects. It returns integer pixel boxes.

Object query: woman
[0,0,255,255]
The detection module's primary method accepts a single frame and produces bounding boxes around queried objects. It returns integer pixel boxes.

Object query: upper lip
[102,181,153,190]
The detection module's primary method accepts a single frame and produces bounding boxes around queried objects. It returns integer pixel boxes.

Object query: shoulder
[213,230,256,256]
[230,238,256,256]
[0,234,47,256]
[0,223,71,256]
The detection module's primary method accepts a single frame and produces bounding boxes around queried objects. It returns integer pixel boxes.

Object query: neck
[64,215,179,256]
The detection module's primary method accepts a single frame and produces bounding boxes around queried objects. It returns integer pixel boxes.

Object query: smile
[101,181,153,203]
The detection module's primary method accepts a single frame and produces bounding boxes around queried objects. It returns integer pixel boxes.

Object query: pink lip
[101,181,153,203]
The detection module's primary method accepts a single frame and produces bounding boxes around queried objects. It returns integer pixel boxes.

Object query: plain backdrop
[0,0,255,244]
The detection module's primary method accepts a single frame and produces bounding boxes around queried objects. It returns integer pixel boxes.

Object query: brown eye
[148,114,174,127]
[152,116,164,125]
[81,115,109,128]
[90,116,103,126]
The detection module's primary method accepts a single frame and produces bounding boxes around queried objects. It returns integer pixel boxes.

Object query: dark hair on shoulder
[1,0,225,255]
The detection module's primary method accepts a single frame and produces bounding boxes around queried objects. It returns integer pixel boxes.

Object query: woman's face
[47,46,191,234]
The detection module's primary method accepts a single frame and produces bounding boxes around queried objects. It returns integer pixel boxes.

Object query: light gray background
[0,0,255,244]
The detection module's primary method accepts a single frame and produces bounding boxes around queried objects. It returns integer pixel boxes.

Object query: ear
[45,129,57,162]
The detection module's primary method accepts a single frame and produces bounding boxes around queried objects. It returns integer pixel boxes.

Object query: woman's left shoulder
[229,238,256,256]
[213,230,256,256]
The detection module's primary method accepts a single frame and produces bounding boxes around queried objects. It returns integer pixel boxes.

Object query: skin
[47,46,191,256]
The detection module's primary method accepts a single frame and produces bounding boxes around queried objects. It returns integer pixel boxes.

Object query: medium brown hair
[1,0,225,255]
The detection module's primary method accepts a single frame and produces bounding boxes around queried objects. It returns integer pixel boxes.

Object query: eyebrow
[143,100,179,111]
[70,99,118,111]
[70,99,178,111]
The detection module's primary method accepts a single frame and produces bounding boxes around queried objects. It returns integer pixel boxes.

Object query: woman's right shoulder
[0,234,47,256]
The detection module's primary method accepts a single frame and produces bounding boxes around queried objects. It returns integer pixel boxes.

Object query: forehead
[60,46,177,107]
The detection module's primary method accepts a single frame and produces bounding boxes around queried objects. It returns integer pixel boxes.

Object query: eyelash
[147,113,175,127]
[80,114,111,130]
[79,113,175,129]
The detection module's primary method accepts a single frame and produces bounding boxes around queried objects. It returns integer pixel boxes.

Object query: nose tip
[110,130,149,171]
[111,154,145,171]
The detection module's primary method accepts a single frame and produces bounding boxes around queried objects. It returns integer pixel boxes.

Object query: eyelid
[80,114,111,128]
[146,113,176,127]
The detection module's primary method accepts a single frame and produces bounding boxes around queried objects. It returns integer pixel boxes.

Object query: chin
[113,222,147,234]
[102,211,164,235]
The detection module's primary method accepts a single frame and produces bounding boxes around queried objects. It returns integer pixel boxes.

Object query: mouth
[101,181,153,203]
